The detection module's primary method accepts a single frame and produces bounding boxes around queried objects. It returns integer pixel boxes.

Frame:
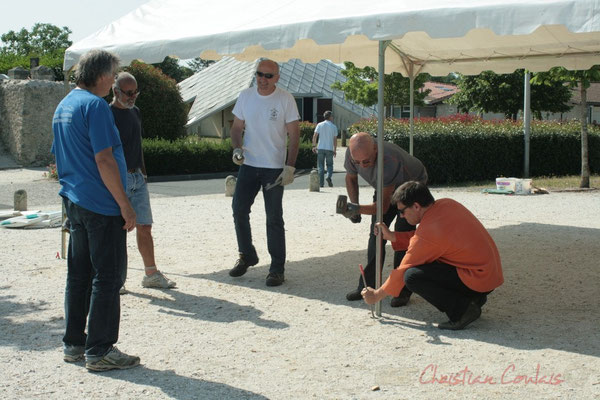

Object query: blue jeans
[62,197,127,358]
[317,149,334,186]
[232,165,285,274]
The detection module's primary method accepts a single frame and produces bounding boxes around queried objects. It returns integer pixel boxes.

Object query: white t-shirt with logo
[314,120,338,151]
[232,86,299,168]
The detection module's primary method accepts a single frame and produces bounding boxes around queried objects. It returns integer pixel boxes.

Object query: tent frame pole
[375,40,390,317]
[524,71,531,178]
[409,73,415,155]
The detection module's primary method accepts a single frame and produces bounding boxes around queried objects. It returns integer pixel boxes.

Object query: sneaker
[390,287,412,308]
[265,272,285,287]
[438,301,482,330]
[142,271,176,288]
[346,288,363,301]
[63,344,85,363]
[119,285,128,295]
[229,254,259,277]
[326,177,333,187]
[85,346,140,372]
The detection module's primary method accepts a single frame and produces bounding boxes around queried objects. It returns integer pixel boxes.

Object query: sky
[0,0,149,43]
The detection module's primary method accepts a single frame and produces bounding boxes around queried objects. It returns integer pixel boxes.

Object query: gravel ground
[1,168,599,399]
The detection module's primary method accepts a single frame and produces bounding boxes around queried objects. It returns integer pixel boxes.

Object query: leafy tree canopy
[186,57,216,73]
[126,60,189,141]
[449,69,572,119]
[331,62,429,110]
[533,65,600,90]
[1,23,71,56]
[0,23,72,80]
[152,56,195,83]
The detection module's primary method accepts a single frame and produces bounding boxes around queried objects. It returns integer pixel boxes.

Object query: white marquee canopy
[64,0,600,76]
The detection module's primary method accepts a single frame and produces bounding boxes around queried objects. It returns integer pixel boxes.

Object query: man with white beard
[110,72,176,292]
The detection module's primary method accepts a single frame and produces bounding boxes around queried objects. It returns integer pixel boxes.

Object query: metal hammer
[336,195,348,214]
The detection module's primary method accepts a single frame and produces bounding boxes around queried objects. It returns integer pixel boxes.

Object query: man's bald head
[349,132,377,167]
[257,59,279,75]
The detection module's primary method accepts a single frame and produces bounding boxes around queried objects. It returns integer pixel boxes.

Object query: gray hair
[75,49,120,87]
[113,71,137,90]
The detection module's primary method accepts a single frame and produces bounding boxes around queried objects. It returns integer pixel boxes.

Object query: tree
[0,23,72,80]
[449,70,572,120]
[533,66,600,188]
[428,73,458,85]
[152,56,194,83]
[331,62,429,115]
[186,57,216,73]
[126,60,188,141]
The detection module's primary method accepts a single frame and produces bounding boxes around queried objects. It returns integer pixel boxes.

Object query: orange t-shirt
[381,198,504,297]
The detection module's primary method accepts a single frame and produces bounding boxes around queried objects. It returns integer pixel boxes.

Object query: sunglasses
[118,88,140,97]
[353,159,372,166]
[398,204,412,216]
[256,71,276,79]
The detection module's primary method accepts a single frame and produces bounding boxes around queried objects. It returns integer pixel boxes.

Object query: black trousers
[357,192,414,299]
[403,262,490,321]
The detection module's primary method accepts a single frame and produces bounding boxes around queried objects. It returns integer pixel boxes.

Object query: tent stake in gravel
[359,264,375,318]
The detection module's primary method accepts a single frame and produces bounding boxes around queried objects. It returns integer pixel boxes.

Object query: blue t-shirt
[51,88,126,216]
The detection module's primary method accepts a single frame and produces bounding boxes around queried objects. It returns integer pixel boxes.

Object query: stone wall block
[0,80,72,166]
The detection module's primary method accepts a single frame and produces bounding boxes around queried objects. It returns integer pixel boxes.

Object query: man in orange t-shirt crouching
[362,181,504,330]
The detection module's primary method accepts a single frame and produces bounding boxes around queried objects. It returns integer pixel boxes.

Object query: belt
[127,168,139,173]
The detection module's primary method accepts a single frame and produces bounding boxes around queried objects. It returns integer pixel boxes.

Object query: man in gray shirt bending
[342,132,428,307]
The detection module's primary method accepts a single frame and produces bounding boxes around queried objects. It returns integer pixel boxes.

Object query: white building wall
[331,104,368,136]
[187,106,235,138]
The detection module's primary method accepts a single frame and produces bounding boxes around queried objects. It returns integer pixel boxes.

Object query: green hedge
[299,121,316,143]
[127,61,188,141]
[349,115,600,184]
[143,138,317,176]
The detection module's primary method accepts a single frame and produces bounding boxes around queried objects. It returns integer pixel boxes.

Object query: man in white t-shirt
[228,59,300,287]
[312,110,338,187]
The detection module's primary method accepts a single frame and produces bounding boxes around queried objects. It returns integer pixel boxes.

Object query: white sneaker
[142,271,176,288]
[119,285,128,295]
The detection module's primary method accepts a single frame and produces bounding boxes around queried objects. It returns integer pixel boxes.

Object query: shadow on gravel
[190,222,600,359]
[106,366,269,400]
[0,289,63,351]
[128,290,288,330]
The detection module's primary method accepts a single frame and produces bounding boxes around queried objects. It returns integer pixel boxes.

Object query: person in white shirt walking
[312,111,338,187]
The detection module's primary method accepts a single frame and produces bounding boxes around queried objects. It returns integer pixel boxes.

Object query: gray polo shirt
[344,141,427,188]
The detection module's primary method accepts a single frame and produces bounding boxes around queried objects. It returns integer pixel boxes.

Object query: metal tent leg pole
[409,74,414,155]
[375,40,389,317]
[524,71,531,178]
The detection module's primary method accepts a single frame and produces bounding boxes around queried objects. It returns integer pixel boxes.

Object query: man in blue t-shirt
[51,49,140,372]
